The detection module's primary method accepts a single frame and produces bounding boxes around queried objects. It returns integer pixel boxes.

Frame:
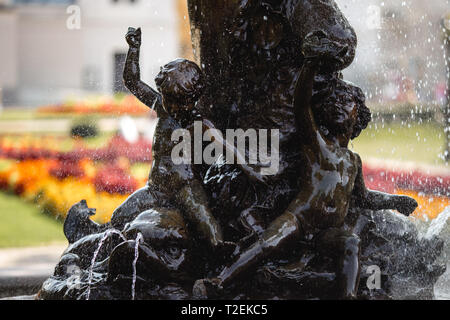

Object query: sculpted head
[155,58,205,116]
[312,78,371,141]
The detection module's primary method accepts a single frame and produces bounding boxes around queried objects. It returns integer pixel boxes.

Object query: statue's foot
[393,195,418,216]
[192,278,223,300]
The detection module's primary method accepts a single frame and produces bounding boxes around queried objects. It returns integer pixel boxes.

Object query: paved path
[0,244,67,298]
[0,244,66,278]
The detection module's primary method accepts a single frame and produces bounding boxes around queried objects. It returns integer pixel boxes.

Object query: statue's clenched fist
[126,27,142,48]
[393,195,418,216]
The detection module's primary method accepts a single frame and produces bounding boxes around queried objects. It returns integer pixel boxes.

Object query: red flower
[93,165,138,195]
[49,161,85,180]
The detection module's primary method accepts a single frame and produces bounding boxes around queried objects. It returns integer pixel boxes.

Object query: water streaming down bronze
[38,0,445,300]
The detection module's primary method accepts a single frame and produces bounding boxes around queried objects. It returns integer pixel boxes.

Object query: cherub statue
[194,33,418,299]
[111,27,266,251]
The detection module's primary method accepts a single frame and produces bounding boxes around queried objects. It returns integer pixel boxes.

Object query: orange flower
[397,190,450,220]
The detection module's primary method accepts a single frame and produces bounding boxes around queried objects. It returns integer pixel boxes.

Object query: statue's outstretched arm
[202,119,268,185]
[352,154,418,216]
[123,27,163,113]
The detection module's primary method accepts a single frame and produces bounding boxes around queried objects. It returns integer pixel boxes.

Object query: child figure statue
[112,27,264,251]
[110,27,223,249]
[194,32,419,299]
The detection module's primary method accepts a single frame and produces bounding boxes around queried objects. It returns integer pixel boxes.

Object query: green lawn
[0,108,143,121]
[352,122,446,166]
[0,108,81,120]
[2,132,114,152]
[0,108,38,121]
[0,192,66,248]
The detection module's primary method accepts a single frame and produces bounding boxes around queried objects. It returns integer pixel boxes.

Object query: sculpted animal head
[64,200,98,244]
[68,200,96,218]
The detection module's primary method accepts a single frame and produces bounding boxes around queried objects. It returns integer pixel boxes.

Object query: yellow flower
[398,190,450,220]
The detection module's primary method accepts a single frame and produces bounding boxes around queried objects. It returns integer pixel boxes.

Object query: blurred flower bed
[37,94,150,116]
[363,165,450,220]
[0,133,448,223]
[0,135,152,223]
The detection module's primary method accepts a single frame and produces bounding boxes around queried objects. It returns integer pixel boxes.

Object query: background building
[0,0,449,108]
[337,0,449,106]
[0,0,182,106]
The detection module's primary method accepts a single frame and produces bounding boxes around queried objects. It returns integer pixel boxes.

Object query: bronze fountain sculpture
[38,0,445,300]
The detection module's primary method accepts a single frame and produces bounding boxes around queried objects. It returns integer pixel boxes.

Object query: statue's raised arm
[293,59,319,148]
[352,154,418,216]
[123,27,163,113]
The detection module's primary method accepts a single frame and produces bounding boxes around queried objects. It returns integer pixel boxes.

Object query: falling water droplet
[86,229,126,300]
[131,233,144,300]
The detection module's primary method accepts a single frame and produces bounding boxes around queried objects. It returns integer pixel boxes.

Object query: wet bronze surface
[39,0,444,300]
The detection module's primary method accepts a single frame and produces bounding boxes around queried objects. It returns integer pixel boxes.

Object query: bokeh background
[0,0,448,251]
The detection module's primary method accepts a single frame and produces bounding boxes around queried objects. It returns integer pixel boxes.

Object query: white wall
[79,0,179,92]
[335,0,382,90]
[17,6,83,88]
[1,0,180,106]
[335,0,449,103]
[12,5,84,105]
[0,10,17,88]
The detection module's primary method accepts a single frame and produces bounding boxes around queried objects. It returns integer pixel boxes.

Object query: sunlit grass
[1,133,114,152]
[352,122,446,166]
[0,108,38,121]
[0,108,84,120]
[0,108,145,121]
[0,192,66,248]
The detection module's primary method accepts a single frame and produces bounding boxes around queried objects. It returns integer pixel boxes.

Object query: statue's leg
[315,228,361,299]
[177,180,224,247]
[110,185,159,231]
[239,206,266,236]
[218,212,300,287]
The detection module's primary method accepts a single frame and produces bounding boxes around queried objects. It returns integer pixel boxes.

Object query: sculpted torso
[149,111,195,195]
[291,138,358,231]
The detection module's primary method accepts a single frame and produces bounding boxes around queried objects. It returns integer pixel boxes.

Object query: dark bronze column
[187,0,240,78]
